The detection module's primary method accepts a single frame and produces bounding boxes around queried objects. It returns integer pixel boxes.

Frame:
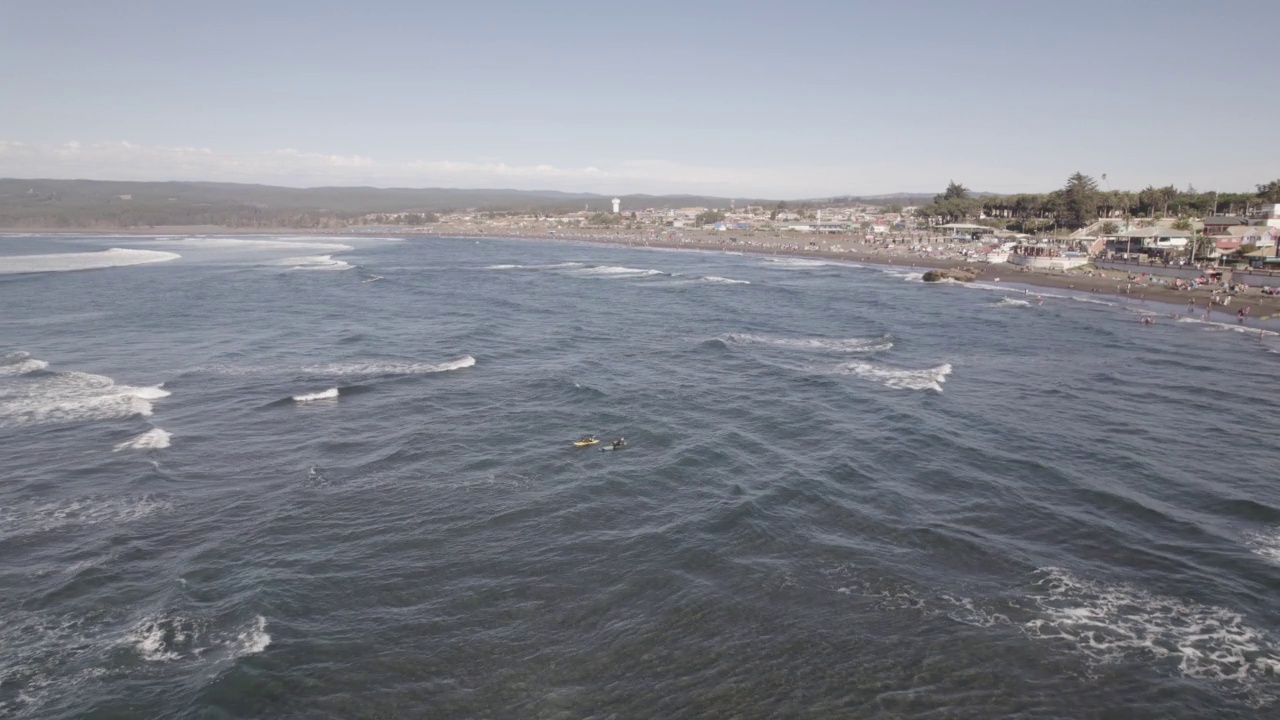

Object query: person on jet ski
[612,437,626,449]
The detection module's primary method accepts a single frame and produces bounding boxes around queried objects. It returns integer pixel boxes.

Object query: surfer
[611,437,626,450]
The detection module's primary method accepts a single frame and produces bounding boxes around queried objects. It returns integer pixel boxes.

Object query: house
[1202,215,1254,235]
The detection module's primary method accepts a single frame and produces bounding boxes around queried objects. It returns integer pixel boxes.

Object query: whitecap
[763,257,855,269]
[485,262,583,270]
[0,370,170,429]
[280,254,353,271]
[0,351,48,376]
[1176,317,1278,337]
[701,276,751,285]
[171,237,353,252]
[1246,527,1280,565]
[566,265,665,278]
[993,298,1031,308]
[303,355,475,377]
[126,613,270,663]
[230,615,271,658]
[723,333,893,353]
[293,387,338,402]
[833,361,952,392]
[113,428,171,452]
[0,248,180,275]
[1021,567,1280,687]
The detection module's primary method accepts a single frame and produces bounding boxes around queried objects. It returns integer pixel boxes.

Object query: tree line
[916,175,1280,232]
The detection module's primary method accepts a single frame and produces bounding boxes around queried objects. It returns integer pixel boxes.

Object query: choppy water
[4,233,1280,718]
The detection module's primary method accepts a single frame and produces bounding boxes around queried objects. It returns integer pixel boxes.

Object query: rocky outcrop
[922,267,978,283]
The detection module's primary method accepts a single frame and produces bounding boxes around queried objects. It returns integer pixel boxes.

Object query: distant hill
[0,178,776,229]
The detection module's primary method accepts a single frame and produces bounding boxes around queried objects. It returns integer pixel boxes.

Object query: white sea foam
[303,355,475,377]
[701,276,751,285]
[764,257,853,268]
[1246,527,1280,565]
[0,248,180,275]
[172,237,353,252]
[723,333,893,353]
[293,387,338,402]
[1021,567,1280,687]
[1176,317,1279,337]
[0,495,172,541]
[361,275,385,283]
[231,615,272,657]
[485,262,584,270]
[127,613,270,663]
[567,265,665,278]
[993,298,1031,308]
[0,369,170,429]
[834,361,952,392]
[1070,295,1118,306]
[113,428,171,452]
[0,351,48,376]
[280,254,353,271]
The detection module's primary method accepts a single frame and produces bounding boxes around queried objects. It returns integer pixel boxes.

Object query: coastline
[8,223,1280,317]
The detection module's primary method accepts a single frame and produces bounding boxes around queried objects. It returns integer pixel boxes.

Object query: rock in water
[923,268,977,283]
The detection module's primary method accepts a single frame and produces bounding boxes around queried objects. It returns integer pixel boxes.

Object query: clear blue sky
[1,0,1275,198]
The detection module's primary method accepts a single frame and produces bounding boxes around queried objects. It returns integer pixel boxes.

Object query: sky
[1,0,1276,199]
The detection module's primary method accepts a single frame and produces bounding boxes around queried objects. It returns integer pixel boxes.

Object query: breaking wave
[722,333,893,353]
[566,265,665,278]
[485,262,584,270]
[1246,527,1280,565]
[0,248,180,275]
[833,360,952,392]
[701,276,751,285]
[113,428,171,452]
[764,257,853,269]
[993,298,1031,308]
[280,254,353,271]
[293,387,339,402]
[0,367,170,429]
[0,351,48,376]
[1176,317,1279,337]
[303,355,476,377]
[126,613,271,663]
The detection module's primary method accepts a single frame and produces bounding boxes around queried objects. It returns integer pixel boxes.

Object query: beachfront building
[1103,227,1192,257]
[1008,243,1091,270]
[933,223,995,240]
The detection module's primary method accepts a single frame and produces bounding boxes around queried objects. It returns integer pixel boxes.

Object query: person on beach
[1238,309,1246,324]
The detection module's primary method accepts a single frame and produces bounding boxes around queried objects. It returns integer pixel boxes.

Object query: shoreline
[8,224,1280,317]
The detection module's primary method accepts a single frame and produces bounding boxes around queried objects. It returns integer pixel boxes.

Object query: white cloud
[0,139,850,197]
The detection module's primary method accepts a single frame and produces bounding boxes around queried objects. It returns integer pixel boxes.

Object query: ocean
[3,233,1280,719]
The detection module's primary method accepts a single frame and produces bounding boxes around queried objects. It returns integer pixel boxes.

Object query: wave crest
[113,428,171,452]
[293,387,339,402]
[0,369,170,428]
[0,248,181,275]
[723,333,893,353]
[0,351,49,376]
[833,361,952,392]
[303,355,475,377]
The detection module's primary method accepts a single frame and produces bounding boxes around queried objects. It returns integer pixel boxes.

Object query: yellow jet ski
[572,436,599,447]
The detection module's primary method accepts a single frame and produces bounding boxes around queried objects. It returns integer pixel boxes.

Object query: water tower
[612,198,621,214]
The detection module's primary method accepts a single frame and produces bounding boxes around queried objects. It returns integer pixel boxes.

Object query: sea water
[3,233,1280,718]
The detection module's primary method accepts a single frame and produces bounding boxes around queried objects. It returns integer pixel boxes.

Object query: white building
[612,198,621,214]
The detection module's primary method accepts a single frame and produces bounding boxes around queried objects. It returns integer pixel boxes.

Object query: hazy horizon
[2,0,1276,197]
